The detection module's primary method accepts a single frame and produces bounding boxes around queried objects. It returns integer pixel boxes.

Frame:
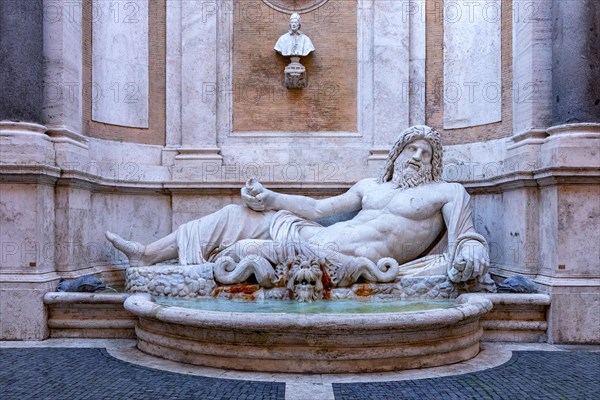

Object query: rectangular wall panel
[231,0,357,133]
[92,0,149,128]
[444,0,501,129]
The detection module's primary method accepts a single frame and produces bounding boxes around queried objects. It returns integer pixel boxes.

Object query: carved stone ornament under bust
[274,13,315,88]
[107,126,497,302]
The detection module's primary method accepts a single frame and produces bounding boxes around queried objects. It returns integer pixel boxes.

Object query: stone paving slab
[0,348,285,400]
[332,351,600,400]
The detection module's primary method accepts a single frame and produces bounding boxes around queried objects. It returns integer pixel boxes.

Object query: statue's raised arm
[241,177,364,221]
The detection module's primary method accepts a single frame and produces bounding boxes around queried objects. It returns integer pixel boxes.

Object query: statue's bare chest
[361,185,444,220]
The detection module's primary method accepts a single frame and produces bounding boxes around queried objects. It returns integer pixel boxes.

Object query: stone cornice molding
[510,128,549,144]
[0,121,48,137]
[45,126,90,149]
[491,265,600,286]
[546,123,600,138]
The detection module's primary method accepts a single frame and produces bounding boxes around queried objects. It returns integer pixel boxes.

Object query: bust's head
[289,13,301,32]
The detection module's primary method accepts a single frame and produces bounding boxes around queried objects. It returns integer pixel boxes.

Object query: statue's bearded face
[392,139,434,189]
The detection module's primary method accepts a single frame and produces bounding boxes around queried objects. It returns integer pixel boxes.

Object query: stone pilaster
[540,0,600,343]
[502,0,600,344]
[372,0,410,147]
[169,0,222,180]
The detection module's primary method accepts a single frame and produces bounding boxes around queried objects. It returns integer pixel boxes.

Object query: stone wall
[0,0,598,344]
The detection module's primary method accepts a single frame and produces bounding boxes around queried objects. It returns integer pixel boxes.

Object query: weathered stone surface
[126,264,216,298]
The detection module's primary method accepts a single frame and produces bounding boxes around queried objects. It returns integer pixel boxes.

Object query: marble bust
[274,13,315,57]
[107,126,492,298]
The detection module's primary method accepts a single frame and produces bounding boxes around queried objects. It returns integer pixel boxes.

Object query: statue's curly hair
[379,125,444,184]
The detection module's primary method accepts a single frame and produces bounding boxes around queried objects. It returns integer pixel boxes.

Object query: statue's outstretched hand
[241,178,271,211]
[449,240,490,282]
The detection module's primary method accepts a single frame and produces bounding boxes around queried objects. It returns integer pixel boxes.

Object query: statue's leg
[176,205,274,265]
[105,231,178,267]
[107,205,274,267]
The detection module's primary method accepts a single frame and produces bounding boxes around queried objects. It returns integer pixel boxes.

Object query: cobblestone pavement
[333,351,600,400]
[0,348,285,400]
[1,348,598,400]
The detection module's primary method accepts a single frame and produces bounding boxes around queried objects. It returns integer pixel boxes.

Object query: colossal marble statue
[107,126,490,290]
[274,13,315,57]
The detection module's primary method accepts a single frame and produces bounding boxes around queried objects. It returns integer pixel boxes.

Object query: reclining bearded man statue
[106,125,492,291]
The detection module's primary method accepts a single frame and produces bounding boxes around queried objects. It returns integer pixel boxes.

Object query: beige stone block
[0,285,52,340]
[549,290,600,344]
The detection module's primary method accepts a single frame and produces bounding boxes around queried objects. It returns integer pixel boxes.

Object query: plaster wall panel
[91,0,149,128]
[90,193,171,266]
[443,0,502,129]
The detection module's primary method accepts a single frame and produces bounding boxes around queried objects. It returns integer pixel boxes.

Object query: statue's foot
[105,231,147,267]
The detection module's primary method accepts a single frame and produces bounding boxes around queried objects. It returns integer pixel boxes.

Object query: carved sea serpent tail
[334,257,400,287]
[213,255,277,288]
[361,257,400,282]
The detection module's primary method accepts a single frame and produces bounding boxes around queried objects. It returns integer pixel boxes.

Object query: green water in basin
[155,297,457,314]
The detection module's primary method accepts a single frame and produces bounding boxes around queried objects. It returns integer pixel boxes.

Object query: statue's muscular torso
[301,179,457,264]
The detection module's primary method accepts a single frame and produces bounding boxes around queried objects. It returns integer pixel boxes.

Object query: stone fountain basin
[124,293,493,373]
